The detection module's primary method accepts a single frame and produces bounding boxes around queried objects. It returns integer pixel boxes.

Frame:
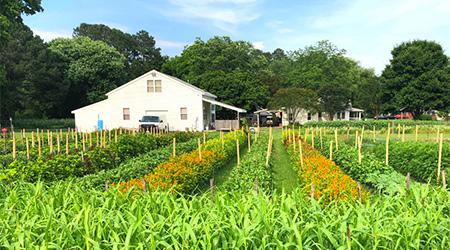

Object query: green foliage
[303,119,447,130]
[268,87,319,124]
[48,36,126,111]
[374,141,450,183]
[354,68,382,117]
[0,0,43,45]
[2,180,450,248]
[381,40,450,119]
[0,118,75,129]
[73,23,167,81]
[318,82,351,120]
[420,114,433,120]
[162,36,270,117]
[223,132,273,193]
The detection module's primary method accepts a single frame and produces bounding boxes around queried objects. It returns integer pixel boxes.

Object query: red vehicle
[394,114,408,119]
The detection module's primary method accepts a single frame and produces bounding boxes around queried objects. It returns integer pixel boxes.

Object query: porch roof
[202,98,246,113]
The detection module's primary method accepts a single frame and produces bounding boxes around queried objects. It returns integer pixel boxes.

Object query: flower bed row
[112,130,248,194]
[307,134,417,195]
[223,132,273,193]
[78,135,216,191]
[1,131,200,182]
[283,130,369,203]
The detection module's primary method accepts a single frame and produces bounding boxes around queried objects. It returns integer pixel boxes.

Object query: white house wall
[106,72,203,131]
[73,100,110,132]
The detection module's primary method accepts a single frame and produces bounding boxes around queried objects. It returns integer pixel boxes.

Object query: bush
[420,114,433,120]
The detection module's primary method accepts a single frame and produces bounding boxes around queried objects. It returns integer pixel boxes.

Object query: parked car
[374,114,395,120]
[394,114,408,119]
[139,115,164,132]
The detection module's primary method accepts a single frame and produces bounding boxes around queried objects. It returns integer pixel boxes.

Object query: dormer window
[147,80,162,92]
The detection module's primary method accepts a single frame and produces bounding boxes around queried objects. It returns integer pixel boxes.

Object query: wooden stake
[406,172,410,197]
[299,140,303,166]
[173,138,176,157]
[311,183,315,200]
[203,132,206,144]
[31,131,35,148]
[75,132,78,149]
[198,138,202,160]
[347,124,350,139]
[21,129,24,145]
[437,133,443,183]
[248,132,251,152]
[115,130,118,143]
[38,135,41,157]
[89,132,92,148]
[66,134,69,155]
[142,178,147,193]
[82,132,86,152]
[386,126,390,166]
[57,134,60,155]
[26,137,30,159]
[320,128,323,149]
[237,139,240,165]
[397,124,401,139]
[266,138,271,166]
[12,132,16,159]
[442,170,446,187]
[358,135,362,164]
[49,132,53,154]
[373,126,376,143]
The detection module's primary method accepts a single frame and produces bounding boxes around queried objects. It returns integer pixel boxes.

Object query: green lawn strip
[271,128,298,194]
[207,142,250,190]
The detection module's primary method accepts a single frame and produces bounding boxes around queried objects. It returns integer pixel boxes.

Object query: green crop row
[223,132,273,193]
[0,132,200,183]
[307,134,415,195]
[1,180,449,248]
[303,120,448,129]
[373,141,450,183]
[78,134,218,191]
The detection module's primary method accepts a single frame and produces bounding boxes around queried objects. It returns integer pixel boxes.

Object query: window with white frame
[147,80,162,92]
[307,113,311,120]
[180,107,187,120]
[123,108,130,120]
[341,112,345,119]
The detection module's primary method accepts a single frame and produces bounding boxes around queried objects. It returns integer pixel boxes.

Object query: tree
[48,36,126,112]
[0,0,43,45]
[73,23,167,81]
[317,82,351,121]
[354,68,383,118]
[162,36,270,118]
[0,22,66,119]
[285,40,359,91]
[268,87,319,124]
[381,40,450,120]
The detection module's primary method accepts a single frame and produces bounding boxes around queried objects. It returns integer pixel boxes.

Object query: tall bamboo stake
[237,139,240,165]
[26,137,30,159]
[38,135,41,157]
[299,140,303,166]
[12,132,16,159]
[57,134,60,155]
[66,134,69,154]
[173,138,176,157]
[75,132,78,149]
[198,138,202,160]
[31,131,35,148]
[96,131,99,147]
[373,125,376,143]
[437,133,443,183]
[115,129,118,143]
[248,132,251,152]
[386,125,390,166]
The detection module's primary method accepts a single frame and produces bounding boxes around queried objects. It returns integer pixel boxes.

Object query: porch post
[358,112,361,121]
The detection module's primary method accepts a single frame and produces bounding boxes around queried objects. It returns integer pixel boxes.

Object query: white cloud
[252,41,265,50]
[157,40,188,49]
[163,0,261,32]
[31,29,72,42]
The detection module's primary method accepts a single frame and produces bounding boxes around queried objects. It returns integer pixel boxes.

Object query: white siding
[72,100,110,132]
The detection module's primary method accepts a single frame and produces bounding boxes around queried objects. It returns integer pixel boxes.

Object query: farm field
[1,122,450,248]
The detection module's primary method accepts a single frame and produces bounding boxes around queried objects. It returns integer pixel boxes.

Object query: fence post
[311,183,315,200]
[357,182,361,205]
[142,178,147,193]
[198,138,202,160]
[173,138,176,157]
[236,139,240,165]
[330,140,333,161]
[437,133,443,184]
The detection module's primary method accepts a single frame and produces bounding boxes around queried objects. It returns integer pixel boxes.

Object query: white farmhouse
[71,70,246,132]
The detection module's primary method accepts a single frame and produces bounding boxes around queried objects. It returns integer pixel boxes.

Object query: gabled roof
[71,99,108,114]
[106,69,217,98]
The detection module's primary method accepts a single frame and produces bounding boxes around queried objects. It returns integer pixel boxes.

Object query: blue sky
[23,0,450,74]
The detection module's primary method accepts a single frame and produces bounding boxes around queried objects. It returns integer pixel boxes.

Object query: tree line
[2,0,450,122]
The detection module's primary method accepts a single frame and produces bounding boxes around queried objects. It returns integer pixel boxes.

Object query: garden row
[283,129,370,203]
[303,119,449,131]
[113,130,249,194]
[0,131,201,183]
[222,130,274,193]
[2,179,449,248]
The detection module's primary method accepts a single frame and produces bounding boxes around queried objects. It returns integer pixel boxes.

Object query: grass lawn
[269,127,299,194]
